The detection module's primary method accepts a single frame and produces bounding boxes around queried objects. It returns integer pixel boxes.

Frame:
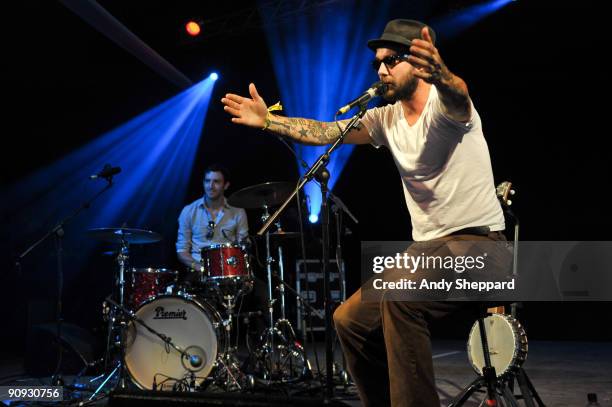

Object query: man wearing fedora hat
[222,18,508,407]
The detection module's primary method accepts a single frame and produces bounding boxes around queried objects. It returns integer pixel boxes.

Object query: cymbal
[227,182,295,209]
[87,228,162,244]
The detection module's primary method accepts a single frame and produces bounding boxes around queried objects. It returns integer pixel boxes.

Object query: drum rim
[467,313,528,378]
[132,293,223,320]
[124,293,227,390]
[201,242,245,251]
[204,273,253,280]
[128,267,178,274]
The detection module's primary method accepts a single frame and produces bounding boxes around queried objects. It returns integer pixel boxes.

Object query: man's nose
[378,62,390,76]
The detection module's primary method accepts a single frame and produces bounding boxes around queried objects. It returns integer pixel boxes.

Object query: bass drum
[467,313,528,378]
[124,294,226,390]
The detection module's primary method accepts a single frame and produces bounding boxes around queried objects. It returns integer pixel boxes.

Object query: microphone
[90,164,121,180]
[189,354,202,368]
[336,81,387,115]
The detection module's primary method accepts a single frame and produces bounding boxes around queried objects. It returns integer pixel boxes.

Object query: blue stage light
[261,1,391,222]
[2,76,218,275]
[431,0,514,38]
[210,72,219,81]
[309,213,319,224]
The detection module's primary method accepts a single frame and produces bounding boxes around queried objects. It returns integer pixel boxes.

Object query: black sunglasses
[372,54,409,71]
[206,221,215,239]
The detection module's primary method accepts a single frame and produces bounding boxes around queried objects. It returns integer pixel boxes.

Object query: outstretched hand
[221,83,269,128]
[407,26,452,85]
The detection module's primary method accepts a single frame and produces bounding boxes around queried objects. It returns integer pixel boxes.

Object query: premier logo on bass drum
[153,306,187,320]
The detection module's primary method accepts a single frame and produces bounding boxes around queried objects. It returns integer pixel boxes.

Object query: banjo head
[467,313,528,378]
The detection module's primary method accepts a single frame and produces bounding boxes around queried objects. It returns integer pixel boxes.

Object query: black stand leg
[317,167,334,399]
[448,314,545,407]
[514,368,546,407]
[448,377,486,406]
[51,230,65,387]
[478,317,500,406]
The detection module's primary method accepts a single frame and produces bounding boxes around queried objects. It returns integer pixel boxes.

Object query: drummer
[176,163,249,269]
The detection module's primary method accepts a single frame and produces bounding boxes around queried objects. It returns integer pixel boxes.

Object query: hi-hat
[227,182,295,209]
[87,228,162,244]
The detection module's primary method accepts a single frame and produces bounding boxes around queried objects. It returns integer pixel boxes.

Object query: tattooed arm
[264,115,370,145]
[222,83,371,145]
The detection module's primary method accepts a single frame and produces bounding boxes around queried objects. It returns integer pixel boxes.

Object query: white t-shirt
[361,85,505,241]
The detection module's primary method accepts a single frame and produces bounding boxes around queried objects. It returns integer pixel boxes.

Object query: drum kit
[88,181,312,396]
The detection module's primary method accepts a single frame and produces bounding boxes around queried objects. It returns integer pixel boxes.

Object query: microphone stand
[16,175,115,386]
[257,104,368,400]
[329,191,359,225]
[330,193,359,387]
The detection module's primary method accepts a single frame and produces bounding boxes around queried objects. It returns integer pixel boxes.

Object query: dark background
[1,0,610,359]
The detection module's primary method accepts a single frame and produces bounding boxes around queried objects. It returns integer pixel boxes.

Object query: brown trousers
[333,232,511,407]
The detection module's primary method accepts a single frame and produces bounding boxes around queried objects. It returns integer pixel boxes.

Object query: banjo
[467,181,527,378]
[467,312,528,378]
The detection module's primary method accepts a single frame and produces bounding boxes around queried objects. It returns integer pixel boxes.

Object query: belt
[449,226,491,236]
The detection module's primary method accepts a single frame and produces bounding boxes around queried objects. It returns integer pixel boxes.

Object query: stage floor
[1,340,610,406]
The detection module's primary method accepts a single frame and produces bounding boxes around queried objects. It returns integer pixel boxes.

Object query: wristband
[262,101,283,130]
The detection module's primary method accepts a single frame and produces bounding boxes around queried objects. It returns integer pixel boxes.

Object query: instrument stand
[90,240,131,397]
[317,166,335,397]
[214,294,254,391]
[253,212,310,383]
[115,238,131,390]
[256,105,367,399]
[331,203,351,387]
[502,199,542,405]
[448,313,545,407]
[254,319,310,383]
[506,204,520,319]
[16,176,114,389]
[91,236,138,398]
[449,187,544,407]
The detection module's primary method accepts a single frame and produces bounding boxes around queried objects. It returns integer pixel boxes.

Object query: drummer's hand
[222,83,268,128]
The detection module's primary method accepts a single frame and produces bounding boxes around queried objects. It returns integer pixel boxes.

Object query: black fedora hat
[367,19,436,51]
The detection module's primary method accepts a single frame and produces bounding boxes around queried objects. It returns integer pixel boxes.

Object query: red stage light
[185,21,201,36]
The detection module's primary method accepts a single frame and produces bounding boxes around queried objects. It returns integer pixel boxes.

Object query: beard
[383,75,418,102]
[205,190,221,201]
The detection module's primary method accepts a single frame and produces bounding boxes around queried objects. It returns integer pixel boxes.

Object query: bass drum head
[124,295,223,390]
[467,313,528,378]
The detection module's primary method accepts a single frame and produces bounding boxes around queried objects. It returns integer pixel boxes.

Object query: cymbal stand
[277,229,287,321]
[257,205,276,369]
[254,211,310,382]
[115,236,130,389]
[272,220,311,381]
[214,293,253,391]
[256,206,276,381]
[268,273,314,380]
[91,238,131,398]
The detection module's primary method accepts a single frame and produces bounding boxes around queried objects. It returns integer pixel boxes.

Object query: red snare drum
[201,243,251,279]
[125,268,177,309]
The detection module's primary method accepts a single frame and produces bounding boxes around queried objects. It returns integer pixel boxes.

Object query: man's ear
[224,181,230,191]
